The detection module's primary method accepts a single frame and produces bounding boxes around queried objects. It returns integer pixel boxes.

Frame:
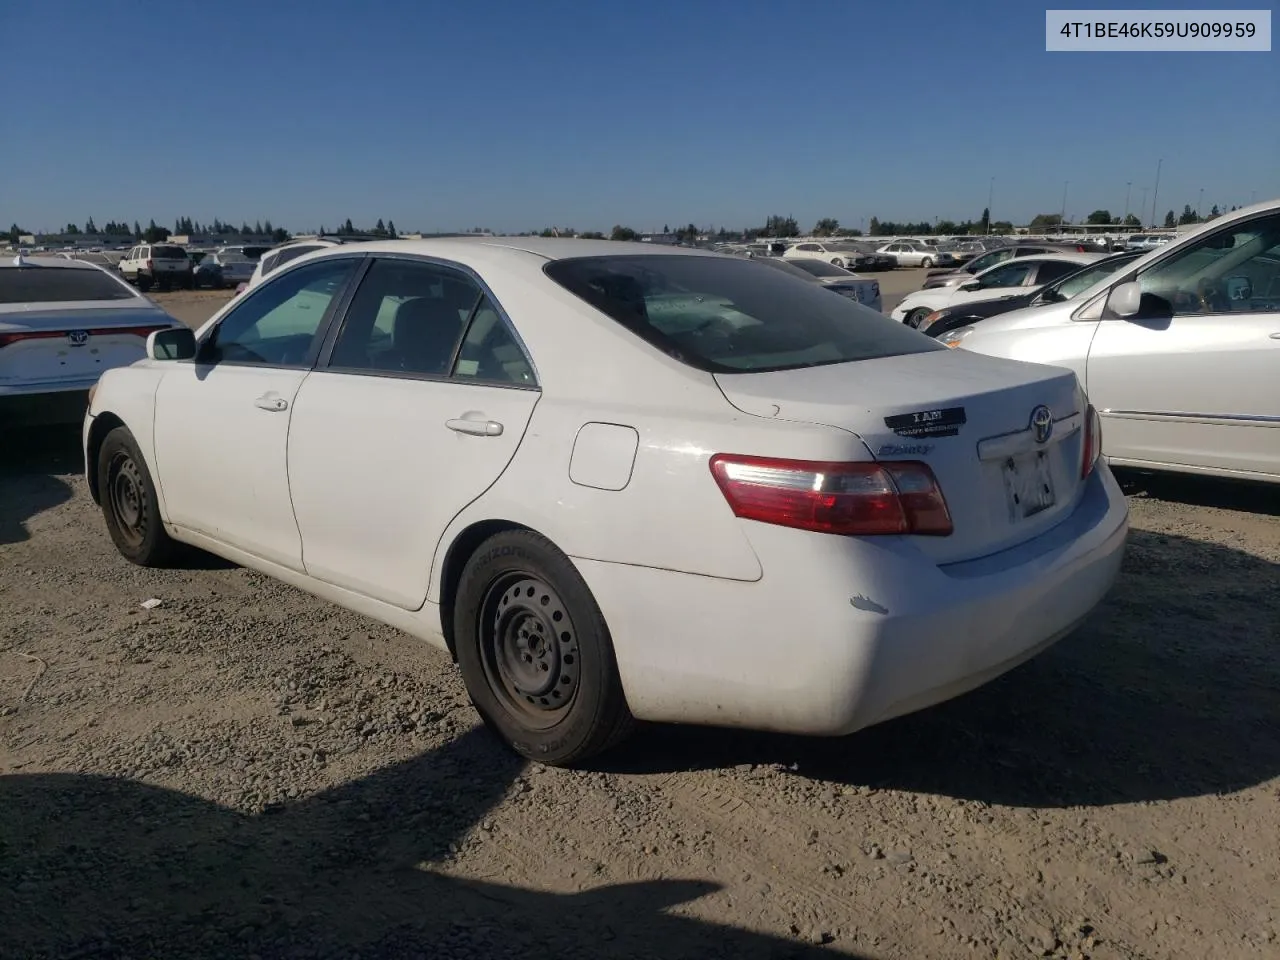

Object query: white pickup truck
[118,243,194,292]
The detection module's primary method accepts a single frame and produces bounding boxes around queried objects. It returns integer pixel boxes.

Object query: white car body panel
[85,237,1131,737]
[955,198,1280,482]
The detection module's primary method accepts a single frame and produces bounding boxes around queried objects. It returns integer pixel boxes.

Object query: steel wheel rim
[479,574,580,728]
[108,452,147,548]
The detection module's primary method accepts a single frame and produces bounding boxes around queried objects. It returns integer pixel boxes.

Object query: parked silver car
[942,199,1280,483]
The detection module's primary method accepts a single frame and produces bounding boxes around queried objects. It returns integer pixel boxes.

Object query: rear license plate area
[1002,450,1055,521]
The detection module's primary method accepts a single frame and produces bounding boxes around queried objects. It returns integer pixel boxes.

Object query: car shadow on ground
[603,527,1280,809]
[0,422,237,569]
[0,425,80,545]
[1,726,867,959]
[1114,468,1280,517]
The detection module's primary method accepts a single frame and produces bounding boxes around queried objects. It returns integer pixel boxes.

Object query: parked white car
[764,255,883,311]
[944,199,1280,483]
[893,254,1103,326]
[84,239,1128,764]
[874,241,957,269]
[1,256,180,423]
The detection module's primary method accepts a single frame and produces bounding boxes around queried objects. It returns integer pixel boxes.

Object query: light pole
[1197,187,1204,221]
[1151,158,1163,228]
[1060,181,1069,230]
[986,177,994,234]
[1124,181,1132,223]
[1140,186,1149,226]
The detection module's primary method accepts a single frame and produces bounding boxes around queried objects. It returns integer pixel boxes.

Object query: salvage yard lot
[1,286,1278,959]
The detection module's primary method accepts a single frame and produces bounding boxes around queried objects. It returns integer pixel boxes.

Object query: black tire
[453,529,634,765]
[920,257,933,269]
[905,307,933,328]
[97,426,181,567]
[137,274,153,293]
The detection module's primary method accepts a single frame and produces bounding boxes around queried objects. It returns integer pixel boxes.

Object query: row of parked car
[885,203,1279,485]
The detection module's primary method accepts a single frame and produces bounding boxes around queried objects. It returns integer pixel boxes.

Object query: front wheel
[920,257,933,269]
[98,426,181,566]
[453,530,634,766]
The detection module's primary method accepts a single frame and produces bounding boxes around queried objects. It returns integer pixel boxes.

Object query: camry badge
[67,330,90,346]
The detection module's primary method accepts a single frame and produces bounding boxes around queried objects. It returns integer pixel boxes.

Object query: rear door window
[153,245,188,260]
[545,254,941,374]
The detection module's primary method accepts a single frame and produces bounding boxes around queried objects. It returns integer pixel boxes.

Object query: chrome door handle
[446,418,503,437]
[254,395,288,412]
[1270,332,1280,340]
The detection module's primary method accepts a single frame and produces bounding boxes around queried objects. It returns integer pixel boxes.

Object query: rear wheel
[98,426,181,567]
[453,529,634,765]
[137,274,153,293]
[920,257,933,269]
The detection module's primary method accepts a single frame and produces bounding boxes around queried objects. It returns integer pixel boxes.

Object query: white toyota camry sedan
[84,238,1129,765]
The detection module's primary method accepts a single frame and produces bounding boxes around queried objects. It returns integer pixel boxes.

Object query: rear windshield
[152,246,188,260]
[0,267,136,303]
[544,255,941,374]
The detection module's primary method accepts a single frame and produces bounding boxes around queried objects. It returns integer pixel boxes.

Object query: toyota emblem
[1030,405,1053,444]
[66,330,90,346]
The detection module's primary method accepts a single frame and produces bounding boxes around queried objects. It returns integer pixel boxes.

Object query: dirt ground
[1,290,1278,960]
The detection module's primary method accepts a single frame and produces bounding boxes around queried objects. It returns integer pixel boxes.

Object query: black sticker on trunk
[884,406,966,438]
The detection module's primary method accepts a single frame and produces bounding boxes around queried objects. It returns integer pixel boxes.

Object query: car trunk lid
[714,349,1087,564]
[0,305,174,386]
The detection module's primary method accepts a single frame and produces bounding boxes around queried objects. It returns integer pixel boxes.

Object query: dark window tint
[152,246,188,260]
[329,259,480,376]
[271,245,321,273]
[976,262,1035,288]
[453,296,536,385]
[203,257,357,366]
[545,255,942,374]
[1032,260,1083,285]
[0,267,135,303]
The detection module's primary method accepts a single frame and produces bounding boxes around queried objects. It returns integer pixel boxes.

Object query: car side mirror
[1109,281,1143,317]
[959,279,981,291]
[147,327,196,361]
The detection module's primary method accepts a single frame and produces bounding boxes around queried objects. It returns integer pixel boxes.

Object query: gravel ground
[1,290,1278,960]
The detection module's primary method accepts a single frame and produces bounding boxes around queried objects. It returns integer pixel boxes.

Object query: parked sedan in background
[784,241,893,273]
[82,237,1126,765]
[915,251,1143,338]
[875,241,957,269]
[948,199,1280,483]
[893,254,1102,327]
[1,256,181,425]
[194,252,257,289]
[922,243,1094,290]
[773,256,883,311]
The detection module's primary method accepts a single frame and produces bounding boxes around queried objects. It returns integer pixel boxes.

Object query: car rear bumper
[1,388,91,427]
[572,463,1128,737]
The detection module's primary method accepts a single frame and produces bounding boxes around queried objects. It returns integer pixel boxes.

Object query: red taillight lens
[1081,404,1102,478]
[709,455,953,536]
[0,325,171,349]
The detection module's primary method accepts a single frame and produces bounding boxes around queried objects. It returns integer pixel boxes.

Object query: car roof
[972,252,1099,275]
[3,255,101,271]
[295,237,728,264]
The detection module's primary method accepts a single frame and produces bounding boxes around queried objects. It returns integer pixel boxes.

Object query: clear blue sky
[2,0,1276,234]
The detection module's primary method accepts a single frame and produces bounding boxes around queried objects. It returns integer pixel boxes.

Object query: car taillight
[709,455,953,536]
[0,330,64,348]
[1081,404,1102,478]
